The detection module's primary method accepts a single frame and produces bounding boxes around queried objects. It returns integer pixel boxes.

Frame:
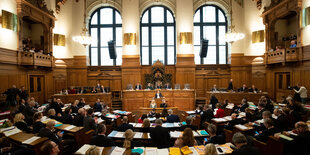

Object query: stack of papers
[163,123,174,128]
[212,118,227,122]
[64,125,76,131]
[75,144,104,154]
[111,147,125,155]
[224,116,232,121]
[3,127,21,136]
[115,132,124,138]
[145,147,157,155]
[134,132,143,138]
[94,112,102,116]
[198,130,208,136]
[97,118,104,124]
[170,131,182,138]
[189,147,199,155]
[22,136,40,144]
[0,126,14,132]
[174,123,180,127]
[192,131,200,137]
[194,146,205,155]
[235,124,248,130]
[226,104,234,109]
[157,148,169,154]
[215,143,234,154]
[186,111,196,114]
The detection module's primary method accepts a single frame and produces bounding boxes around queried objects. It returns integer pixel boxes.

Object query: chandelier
[72,0,95,46]
[225,0,245,43]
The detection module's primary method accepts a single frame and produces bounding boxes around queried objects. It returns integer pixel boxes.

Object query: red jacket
[215,108,225,118]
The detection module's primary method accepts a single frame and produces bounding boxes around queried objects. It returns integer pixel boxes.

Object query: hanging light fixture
[225,0,245,43]
[72,0,95,46]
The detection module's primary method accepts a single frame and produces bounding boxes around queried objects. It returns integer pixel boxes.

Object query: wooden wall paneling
[122,55,141,90]
[195,75,205,98]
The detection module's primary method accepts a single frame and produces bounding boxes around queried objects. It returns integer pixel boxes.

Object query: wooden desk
[139,107,178,114]
[52,93,112,107]
[206,91,268,104]
[123,90,195,111]
[6,132,48,154]
[55,124,85,147]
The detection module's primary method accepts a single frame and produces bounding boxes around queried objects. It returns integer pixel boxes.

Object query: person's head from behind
[231,113,238,120]
[232,132,247,148]
[273,108,281,116]
[182,128,195,146]
[78,108,85,116]
[185,116,193,125]
[122,116,128,123]
[207,124,217,136]
[64,107,72,114]
[216,103,221,109]
[87,108,94,116]
[143,118,150,128]
[155,113,161,119]
[295,121,308,134]
[258,103,264,110]
[141,114,147,120]
[40,140,59,155]
[73,100,79,106]
[263,118,274,129]
[97,124,106,135]
[46,121,55,130]
[262,110,271,119]
[48,109,56,116]
[155,119,163,126]
[123,129,134,149]
[33,112,43,122]
[29,101,35,107]
[14,113,25,123]
[242,98,247,104]
[96,98,100,103]
[85,146,100,155]
[204,143,218,155]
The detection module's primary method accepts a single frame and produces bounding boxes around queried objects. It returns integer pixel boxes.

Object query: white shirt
[295,86,308,98]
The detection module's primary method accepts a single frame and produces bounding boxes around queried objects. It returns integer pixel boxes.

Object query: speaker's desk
[52,93,112,107]
[205,91,268,104]
[123,89,195,111]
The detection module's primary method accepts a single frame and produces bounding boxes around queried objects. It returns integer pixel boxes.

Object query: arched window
[140,6,176,65]
[89,7,122,66]
[194,5,227,64]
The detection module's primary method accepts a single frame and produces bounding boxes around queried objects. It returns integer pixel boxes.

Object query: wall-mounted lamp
[180,32,192,44]
[54,34,66,46]
[252,30,264,43]
[124,33,136,45]
[1,10,18,32]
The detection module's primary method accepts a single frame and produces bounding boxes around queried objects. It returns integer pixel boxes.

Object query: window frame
[194,5,228,64]
[140,5,176,65]
[89,7,122,66]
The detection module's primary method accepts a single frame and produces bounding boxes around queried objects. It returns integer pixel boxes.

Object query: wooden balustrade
[265,47,302,64]
[19,51,53,67]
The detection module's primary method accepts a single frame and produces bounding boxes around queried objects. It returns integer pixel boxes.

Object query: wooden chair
[128,113,135,123]
[192,115,201,129]
[83,129,95,144]
[105,124,113,135]
[253,138,267,155]
[266,136,284,155]
[223,129,233,143]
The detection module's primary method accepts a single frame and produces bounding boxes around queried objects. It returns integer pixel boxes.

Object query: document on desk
[115,132,124,138]
[235,124,248,130]
[224,116,232,121]
[0,126,15,132]
[64,125,76,131]
[111,147,126,155]
[157,148,169,154]
[192,131,199,137]
[189,147,199,155]
[76,144,103,154]
[22,136,41,144]
[134,132,143,138]
[4,128,21,137]
[213,118,227,122]
[129,123,136,126]
[170,131,182,138]
[135,123,143,127]
[174,123,180,127]
[144,147,157,155]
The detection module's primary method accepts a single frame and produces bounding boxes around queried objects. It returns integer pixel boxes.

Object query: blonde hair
[85,146,100,155]
[14,113,25,123]
[123,129,134,149]
[151,99,156,104]
[48,109,56,116]
[142,118,150,128]
[204,144,218,155]
[73,100,79,105]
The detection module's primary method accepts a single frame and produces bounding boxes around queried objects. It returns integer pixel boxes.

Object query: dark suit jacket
[73,113,84,127]
[71,105,79,114]
[249,88,258,93]
[154,93,163,98]
[255,127,279,143]
[150,126,171,148]
[33,121,45,134]
[226,118,245,131]
[78,101,85,108]
[117,123,134,132]
[164,84,171,89]
[79,89,87,94]
[238,87,248,92]
[210,96,219,110]
[90,135,115,147]
[285,131,310,155]
[160,103,167,108]
[239,103,249,112]
[253,109,266,120]
[167,114,180,123]
[14,121,32,133]
[61,114,73,124]
[19,90,29,101]
[201,109,214,123]
[135,85,142,90]
[93,102,103,112]
[207,135,225,144]
[274,115,290,131]
[179,125,198,131]
[38,128,61,144]
[83,116,97,132]
[228,82,233,90]
[231,144,260,155]
[211,88,218,91]
[23,105,36,124]
[50,102,63,115]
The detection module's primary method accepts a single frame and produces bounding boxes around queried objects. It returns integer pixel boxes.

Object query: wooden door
[275,72,291,102]
[29,75,45,104]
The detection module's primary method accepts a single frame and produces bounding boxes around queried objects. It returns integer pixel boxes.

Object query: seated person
[141,119,151,133]
[79,87,87,94]
[180,116,198,131]
[68,86,76,94]
[205,124,225,144]
[91,124,115,147]
[91,87,97,93]
[211,84,218,92]
[290,40,297,48]
[164,83,172,89]
[253,103,266,120]
[154,90,163,98]
[231,132,260,155]
[40,140,60,155]
[254,118,279,143]
[39,121,63,144]
[71,100,79,113]
[83,108,97,132]
[117,116,134,132]
[232,98,249,113]
[174,128,198,147]
[155,81,162,89]
[47,109,63,122]
[14,113,32,133]
[138,114,147,123]
[135,82,142,90]
[149,99,157,108]
[33,112,45,134]
[273,108,290,131]
[167,109,180,123]
[195,105,203,115]
[61,107,73,124]
[201,104,214,126]
[100,85,106,93]
[214,103,225,118]
[123,129,141,149]
[148,108,156,117]
[161,108,169,117]
[146,83,153,90]
[210,94,219,110]
[238,84,248,92]
[73,108,85,127]
[78,98,86,107]
[204,144,218,155]
[160,98,168,108]
[94,99,104,112]
[226,113,245,131]
[222,99,229,109]
[95,83,101,91]
[248,85,259,93]
[150,119,171,148]
[127,84,134,90]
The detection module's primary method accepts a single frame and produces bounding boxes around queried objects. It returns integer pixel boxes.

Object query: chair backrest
[253,138,267,155]
[192,115,201,129]
[175,84,180,89]
[266,136,284,155]
[223,129,233,143]
[83,129,95,144]
[184,83,191,89]
[127,84,133,90]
